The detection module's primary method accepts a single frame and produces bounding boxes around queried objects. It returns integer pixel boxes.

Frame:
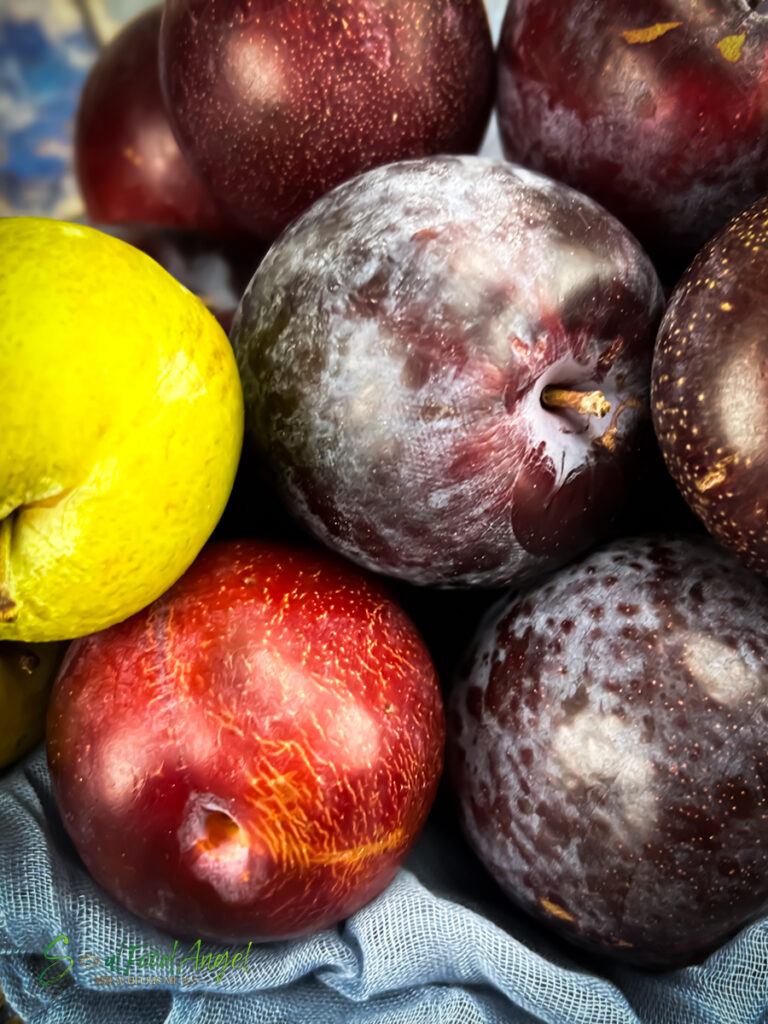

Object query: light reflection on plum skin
[448,535,768,967]
[46,540,444,943]
[75,7,236,237]
[232,156,664,588]
[159,0,495,240]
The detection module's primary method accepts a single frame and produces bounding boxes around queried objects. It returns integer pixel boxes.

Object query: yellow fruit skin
[0,641,66,769]
[0,218,244,642]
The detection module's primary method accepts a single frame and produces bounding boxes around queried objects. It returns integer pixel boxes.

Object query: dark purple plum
[448,534,768,966]
[231,156,663,588]
[159,0,494,241]
[653,196,768,576]
[76,6,235,236]
[497,0,768,278]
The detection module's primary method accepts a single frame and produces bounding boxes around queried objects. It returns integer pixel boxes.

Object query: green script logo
[39,935,74,987]
[38,935,253,986]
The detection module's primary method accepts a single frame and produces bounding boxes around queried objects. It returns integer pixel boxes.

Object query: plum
[47,540,444,942]
[448,534,768,966]
[231,156,663,588]
[497,0,768,278]
[652,195,768,577]
[159,0,494,240]
[76,6,234,236]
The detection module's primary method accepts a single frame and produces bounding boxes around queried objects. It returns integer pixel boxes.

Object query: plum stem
[541,387,611,418]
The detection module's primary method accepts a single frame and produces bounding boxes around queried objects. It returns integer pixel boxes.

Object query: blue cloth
[0,1,156,219]
[1,748,767,1023]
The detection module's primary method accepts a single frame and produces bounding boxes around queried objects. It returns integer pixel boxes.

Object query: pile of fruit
[3,0,768,999]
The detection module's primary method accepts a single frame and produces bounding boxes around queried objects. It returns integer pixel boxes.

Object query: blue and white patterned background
[0,0,155,219]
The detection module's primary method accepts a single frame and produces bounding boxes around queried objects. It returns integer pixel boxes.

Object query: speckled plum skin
[76,7,234,236]
[46,541,444,942]
[159,0,494,241]
[232,156,663,588]
[448,535,768,966]
[497,0,768,277]
[652,197,768,578]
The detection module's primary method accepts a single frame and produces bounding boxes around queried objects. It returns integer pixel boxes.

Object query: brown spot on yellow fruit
[622,22,682,44]
[0,589,17,623]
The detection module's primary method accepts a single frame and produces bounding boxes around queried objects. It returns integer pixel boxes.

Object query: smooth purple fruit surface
[652,196,768,576]
[159,0,494,240]
[448,535,768,966]
[232,156,663,588]
[76,6,234,235]
[497,0,768,275]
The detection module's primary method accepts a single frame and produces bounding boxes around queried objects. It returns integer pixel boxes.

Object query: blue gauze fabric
[1,747,767,1024]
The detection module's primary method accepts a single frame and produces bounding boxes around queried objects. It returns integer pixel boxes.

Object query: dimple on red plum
[497,0,768,277]
[231,156,664,588]
[652,195,768,577]
[46,541,444,943]
[448,535,768,966]
[158,0,494,240]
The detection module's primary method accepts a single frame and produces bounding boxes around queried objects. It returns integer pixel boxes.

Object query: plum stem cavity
[541,386,611,418]
[198,810,244,852]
